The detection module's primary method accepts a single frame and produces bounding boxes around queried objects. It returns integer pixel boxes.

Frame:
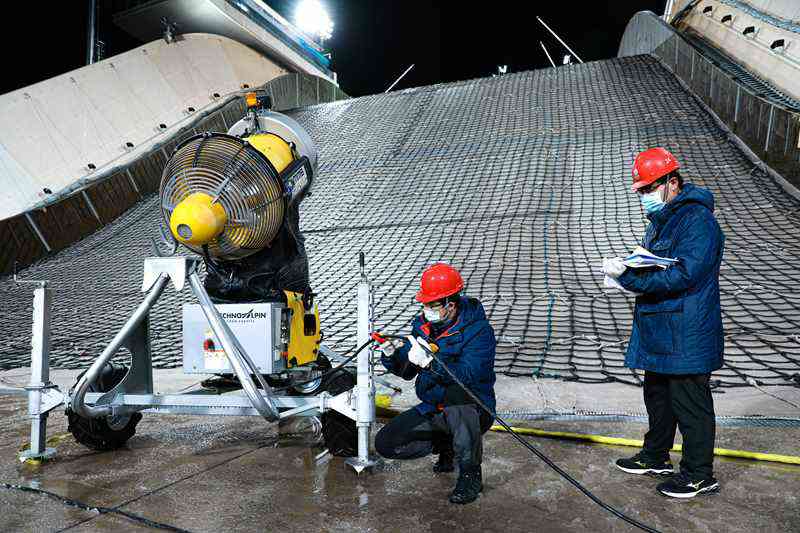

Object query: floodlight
[295,0,334,42]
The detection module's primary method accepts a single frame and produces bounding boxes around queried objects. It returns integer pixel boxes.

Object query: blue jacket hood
[448,296,487,331]
[649,183,715,225]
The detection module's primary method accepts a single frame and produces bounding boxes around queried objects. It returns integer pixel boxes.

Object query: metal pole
[536,17,584,64]
[765,105,775,154]
[385,64,415,93]
[24,212,51,253]
[734,86,741,124]
[675,35,679,67]
[82,191,102,223]
[709,68,714,101]
[126,169,141,196]
[86,0,97,65]
[24,282,55,459]
[540,42,557,68]
[346,252,378,473]
[663,0,676,22]
[785,113,792,156]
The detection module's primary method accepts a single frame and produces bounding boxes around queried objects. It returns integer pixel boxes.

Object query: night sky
[1,1,667,97]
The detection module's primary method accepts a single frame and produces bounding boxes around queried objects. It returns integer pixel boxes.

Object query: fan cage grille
[160,133,286,260]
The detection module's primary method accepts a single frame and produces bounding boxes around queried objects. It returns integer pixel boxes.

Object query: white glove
[407,335,433,368]
[602,257,627,279]
[378,337,405,358]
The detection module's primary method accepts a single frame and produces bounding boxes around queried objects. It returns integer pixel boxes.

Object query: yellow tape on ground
[491,425,800,466]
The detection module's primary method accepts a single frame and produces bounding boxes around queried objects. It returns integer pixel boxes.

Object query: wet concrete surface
[1,391,799,532]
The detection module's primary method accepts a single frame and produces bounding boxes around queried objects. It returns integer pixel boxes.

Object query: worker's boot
[432,437,455,473]
[448,462,482,504]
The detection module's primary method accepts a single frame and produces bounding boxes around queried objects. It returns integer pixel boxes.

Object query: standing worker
[375,263,497,505]
[603,147,725,498]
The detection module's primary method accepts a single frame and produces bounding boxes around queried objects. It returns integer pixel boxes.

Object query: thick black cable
[1,483,191,532]
[416,344,663,533]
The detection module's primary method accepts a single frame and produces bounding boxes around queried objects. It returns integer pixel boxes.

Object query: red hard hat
[632,148,680,192]
[415,263,464,303]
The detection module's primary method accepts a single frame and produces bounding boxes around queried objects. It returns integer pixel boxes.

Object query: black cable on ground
[414,343,662,533]
[0,483,191,532]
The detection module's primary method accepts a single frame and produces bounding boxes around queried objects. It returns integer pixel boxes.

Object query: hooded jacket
[618,183,725,374]
[381,296,497,416]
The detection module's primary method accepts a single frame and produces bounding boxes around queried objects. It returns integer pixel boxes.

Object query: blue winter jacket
[617,183,725,374]
[380,296,497,416]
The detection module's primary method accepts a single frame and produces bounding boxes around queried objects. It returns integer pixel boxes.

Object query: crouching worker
[375,263,496,505]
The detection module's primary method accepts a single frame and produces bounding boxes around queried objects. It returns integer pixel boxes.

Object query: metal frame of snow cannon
[17,255,379,473]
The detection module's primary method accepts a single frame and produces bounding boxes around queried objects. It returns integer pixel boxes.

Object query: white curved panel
[0,33,287,221]
[679,1,800,102]
[743,1,800,22]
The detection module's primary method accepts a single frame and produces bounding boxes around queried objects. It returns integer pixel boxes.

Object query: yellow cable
[491,425,800,466]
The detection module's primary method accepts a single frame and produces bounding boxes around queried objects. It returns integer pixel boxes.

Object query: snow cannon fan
[159,108,316,260]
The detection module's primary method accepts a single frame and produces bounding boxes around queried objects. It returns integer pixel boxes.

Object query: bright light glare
[294,0,333,42]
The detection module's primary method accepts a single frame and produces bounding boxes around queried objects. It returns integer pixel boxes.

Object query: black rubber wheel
[321,368,358,456]
[66,363,143,451]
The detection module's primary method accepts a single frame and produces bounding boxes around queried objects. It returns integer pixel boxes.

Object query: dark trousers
[642,371,716,479]
[375,386,493,466]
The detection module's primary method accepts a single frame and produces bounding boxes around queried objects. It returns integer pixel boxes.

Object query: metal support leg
[346,254,379,473]
[71,274,169,418]
[20,282,58,462]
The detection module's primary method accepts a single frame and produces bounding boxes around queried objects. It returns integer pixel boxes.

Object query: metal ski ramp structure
[2,55,800,389]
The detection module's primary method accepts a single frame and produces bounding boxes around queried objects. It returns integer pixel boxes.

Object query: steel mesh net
[2,55,799,388]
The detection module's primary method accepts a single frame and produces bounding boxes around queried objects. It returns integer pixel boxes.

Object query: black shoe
[657,473,719,498]
[615,451,674,476]
[449,463,482,504]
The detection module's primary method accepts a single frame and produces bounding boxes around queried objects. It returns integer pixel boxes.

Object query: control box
[182,302,286,375]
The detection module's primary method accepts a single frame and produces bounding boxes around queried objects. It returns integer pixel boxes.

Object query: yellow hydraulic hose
[491,425,800,466]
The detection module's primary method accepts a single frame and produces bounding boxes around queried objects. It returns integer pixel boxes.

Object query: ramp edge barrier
[619,11,800,198]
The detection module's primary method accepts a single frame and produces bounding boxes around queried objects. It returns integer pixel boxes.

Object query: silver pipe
[355,278,375,464]
[27,282,53,456]
[536,17,584,64]
[764,105,775,153]
[663,0,676,22]
[82,191,102,223]
[188,272,279,421]
[540,41,557,68]
[24,213,51,253]
[71,274,169,418]
[86,0,97,65]
[385,64,415,93]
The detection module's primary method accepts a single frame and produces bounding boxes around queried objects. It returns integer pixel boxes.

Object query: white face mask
[423,306,445,323]
[640,188,666,214]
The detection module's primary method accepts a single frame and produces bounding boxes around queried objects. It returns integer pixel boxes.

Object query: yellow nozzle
[169,192,228,246]
[245,133,294,173]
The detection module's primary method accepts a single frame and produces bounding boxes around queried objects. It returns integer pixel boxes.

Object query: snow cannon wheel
[66,363,143,451]
[321,368,358,457]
